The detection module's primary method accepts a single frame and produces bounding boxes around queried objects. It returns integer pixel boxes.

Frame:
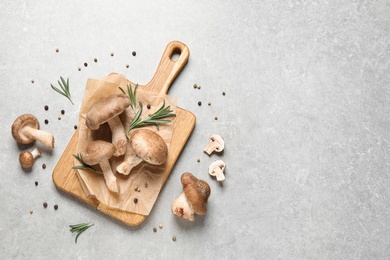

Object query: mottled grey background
[1,1,390,259]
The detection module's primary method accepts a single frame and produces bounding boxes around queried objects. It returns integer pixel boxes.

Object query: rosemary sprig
[69,223,94,244]
[72,153,102,174]
[119,83,138,111]
[50,76,74,105]
[126,100,176,138]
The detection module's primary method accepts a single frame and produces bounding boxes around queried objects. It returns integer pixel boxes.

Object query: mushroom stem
[203,142,220,155]
[107,117,127,157]
[171,192,195,221]
[214,167,225,181]
[30,147,41,158]
[22,125,54,148]
[99,160,119,194]
[116,145,143,175]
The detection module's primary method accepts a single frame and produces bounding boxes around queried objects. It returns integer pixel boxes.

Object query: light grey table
[1,1,390,259]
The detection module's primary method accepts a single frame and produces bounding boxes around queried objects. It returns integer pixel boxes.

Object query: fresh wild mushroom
[116,129,168,175]
[203,134,224,155]
[19,147,41,169]
[171,172,211,221]
[208,160,226,181]
[85,94,130,157]
[81,140,119,193]
[12,114,55,148]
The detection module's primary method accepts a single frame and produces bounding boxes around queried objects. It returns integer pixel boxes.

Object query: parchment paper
[74,73,176,215]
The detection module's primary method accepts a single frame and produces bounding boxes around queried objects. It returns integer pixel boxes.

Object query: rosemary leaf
[50,76,74,105]
[69,223,94,243]
[72,154,102,174]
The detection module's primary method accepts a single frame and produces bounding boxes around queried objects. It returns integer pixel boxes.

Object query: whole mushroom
[203,134,224,155]
[19,147,41,169]
[171,172,211,221]
[86,94,130,157]
[208,160,226,181]
[116,129,168,175]
[12,114,55,148]
[80,140,119,194]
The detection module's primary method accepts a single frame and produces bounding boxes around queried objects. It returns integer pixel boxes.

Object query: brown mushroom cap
[12,114,40,144]
[86,94,131,130]
[130,129,168,165]
[19,151,34,168]
[181,172,211,215]
[82,140,116,165]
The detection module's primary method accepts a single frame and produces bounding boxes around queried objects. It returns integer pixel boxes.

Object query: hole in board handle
[170,47,181,61]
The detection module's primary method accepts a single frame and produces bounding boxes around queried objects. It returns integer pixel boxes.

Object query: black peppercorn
[222,92,226,96]
[54,205,58,210]
[42,164,46,169]
[44,105,49,111]
[61,110,65,115]
[43,202,48,208]
[133,198,138,204]
[44,119,49,124]
[132,51,136,56]
[153,227,157,232]
[84,62,88,67]
[94,58,98,62]
[74,125,78,130]
[146,104,151,109]
[198,101,202,106]
[35,181,38,186]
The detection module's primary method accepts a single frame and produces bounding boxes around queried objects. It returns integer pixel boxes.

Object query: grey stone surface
[1,0,390,259]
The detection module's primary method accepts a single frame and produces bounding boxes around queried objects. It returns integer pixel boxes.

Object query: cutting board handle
[145,41,190,95]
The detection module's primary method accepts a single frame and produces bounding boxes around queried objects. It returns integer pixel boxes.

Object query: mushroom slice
[208,160,226,181]
[116,129,168,175]
[19,147,41,169]
[86,94,130,157]
[11,114,55,148]
[203,134,224,155]
[171,172,211,221]
[81,140,119,194]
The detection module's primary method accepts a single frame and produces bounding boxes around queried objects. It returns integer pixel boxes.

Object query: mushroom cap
[130,129,168,165]
[12,114,40,144]
[181,172,211,215]
[86,94,131,130]
[210,134,224,151]
[19,151,34,168]
[82,140,116,165]
[208,160,226,176]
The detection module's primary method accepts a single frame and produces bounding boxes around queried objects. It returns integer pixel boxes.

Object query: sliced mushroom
[209,160,226,181]
[203,134,224,155]
[116,129,168,175]
[81,140,119,194]
[19,147,41,169]
[12,114,55,148]
[86,94,130,157]
[171,172,211,221]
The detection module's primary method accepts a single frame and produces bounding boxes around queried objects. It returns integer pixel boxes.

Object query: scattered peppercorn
[146,104,151,109]
[84,62,88,67]
[55,48,59,53]
[31,80,35,84]
[144,182,148,188]
[44,119,49,124]
[78,67,81,71]
[197,158,200,163]
[214,116,218,120]
[94,58,98,62]
[58,116,61,121]
[29,210,33,214]
[42,164,46,169]
[54,205,58,210]
[74,125,78,130]
[159,224,163,229]
[110,52,114,57]
[208,102,211,106]
[193,84,197,89]
[44,105,49,111]
[172,236,176,241]
[153,227,157,233]
[61,110,65,115]
[43,202,48,208]
[222,92,226,96]
[126,64,129,68]
[35,181,38,186]
[197,85,201,89]
[198,101,202,106]
[133,198,138,204]
[132,51,136,56]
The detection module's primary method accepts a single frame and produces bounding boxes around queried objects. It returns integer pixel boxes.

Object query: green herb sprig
[126,100,176,138]
[119,83,138,111]
[72,153,102,174]
[50,76,74,105]
[69,223,94,243]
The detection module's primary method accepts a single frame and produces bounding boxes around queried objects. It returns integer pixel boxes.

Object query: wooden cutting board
[52,41,195,226]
